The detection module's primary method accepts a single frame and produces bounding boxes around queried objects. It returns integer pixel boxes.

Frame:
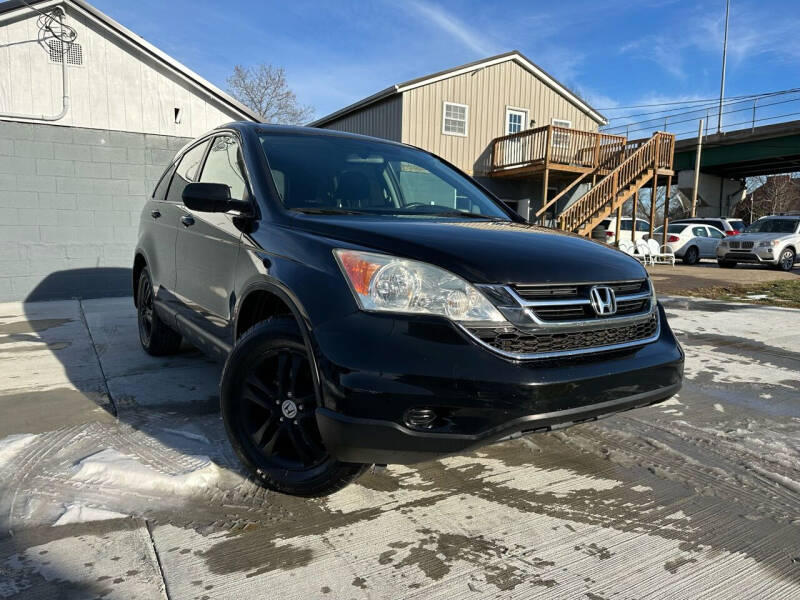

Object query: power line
[602,89,800,125]
[596,87,800,112]
[602,95,800,135]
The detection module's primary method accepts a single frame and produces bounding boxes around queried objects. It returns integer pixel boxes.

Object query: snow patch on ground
[0,434,38,465]
[661,398,683,407]
[54,503,128,526]
[70,448,220,496]
[714,403,725,413]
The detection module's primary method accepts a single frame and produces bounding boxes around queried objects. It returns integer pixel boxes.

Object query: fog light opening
[404,407,438,429]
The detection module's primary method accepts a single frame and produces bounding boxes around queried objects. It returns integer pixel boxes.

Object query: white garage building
[0,0,258,301]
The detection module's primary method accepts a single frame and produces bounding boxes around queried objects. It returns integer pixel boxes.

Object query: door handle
[150,209,161,219]
[181,215,195,227]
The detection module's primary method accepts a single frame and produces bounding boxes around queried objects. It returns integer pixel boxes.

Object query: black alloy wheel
[138,274,155,347]
[235,348,326,470]
[136,267,182,355]
[220,318,368,496]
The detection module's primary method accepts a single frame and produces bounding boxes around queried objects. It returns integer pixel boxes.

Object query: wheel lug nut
[275,400,280,405]
[298,405,304,411]
[279,417,284,422]
[294,420,298,425]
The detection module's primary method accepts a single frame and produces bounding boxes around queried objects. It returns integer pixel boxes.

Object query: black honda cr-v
[134,122,683,496]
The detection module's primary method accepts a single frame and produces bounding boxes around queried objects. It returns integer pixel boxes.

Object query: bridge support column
[676,170,746,216]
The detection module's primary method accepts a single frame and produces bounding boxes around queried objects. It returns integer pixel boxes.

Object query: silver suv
[717,216,799,271]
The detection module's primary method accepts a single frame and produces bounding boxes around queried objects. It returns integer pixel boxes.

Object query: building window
[551,118,572,147]
[442,102,468,136]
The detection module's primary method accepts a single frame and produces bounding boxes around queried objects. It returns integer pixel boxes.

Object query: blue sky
[92,0,800,132]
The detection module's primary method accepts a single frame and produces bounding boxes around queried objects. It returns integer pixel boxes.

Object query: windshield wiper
[291,207,366,215]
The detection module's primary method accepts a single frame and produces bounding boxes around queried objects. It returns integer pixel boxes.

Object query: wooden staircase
[557,132,675,236]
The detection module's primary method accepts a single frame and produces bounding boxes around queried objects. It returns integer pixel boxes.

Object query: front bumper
[718,247,778,264]
[312,303,684,464]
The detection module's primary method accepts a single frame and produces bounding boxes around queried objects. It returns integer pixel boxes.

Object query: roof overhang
[0,0,262,122]
[310,51,607,128]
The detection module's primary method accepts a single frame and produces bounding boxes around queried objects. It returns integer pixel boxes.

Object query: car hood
[285,215,647,284]
[734,232,793,242]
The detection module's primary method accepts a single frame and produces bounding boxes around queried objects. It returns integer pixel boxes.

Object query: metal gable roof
[309,51,607,127]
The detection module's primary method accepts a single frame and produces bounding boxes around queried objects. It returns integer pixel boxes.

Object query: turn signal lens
[338,251,381,295]
[333,249,505,323]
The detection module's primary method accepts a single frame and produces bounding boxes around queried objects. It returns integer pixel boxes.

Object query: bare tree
[227,64,314,125]
[736,174,800,223]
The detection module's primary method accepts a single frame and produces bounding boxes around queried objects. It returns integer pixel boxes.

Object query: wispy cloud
[621,2,800,81]
[405,0,497,56]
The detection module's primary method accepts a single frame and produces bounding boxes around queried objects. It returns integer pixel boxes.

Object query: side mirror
[182,182,250,213]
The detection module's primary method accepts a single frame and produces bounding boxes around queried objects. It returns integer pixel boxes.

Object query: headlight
[718,240,728,247]
[334,249,505,323]
[757,240,780,247]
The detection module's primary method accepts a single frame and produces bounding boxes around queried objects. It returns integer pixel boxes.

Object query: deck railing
[491,125,627,172]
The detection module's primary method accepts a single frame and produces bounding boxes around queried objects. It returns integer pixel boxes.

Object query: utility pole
[691,119,704,217]
[716,0,730,133]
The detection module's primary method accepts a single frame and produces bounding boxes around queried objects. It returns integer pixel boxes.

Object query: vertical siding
[321,95,402,141]
[0,8,246,136]
[401,60,599,174]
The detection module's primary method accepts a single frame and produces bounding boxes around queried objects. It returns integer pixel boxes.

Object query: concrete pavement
[0,295,799,599]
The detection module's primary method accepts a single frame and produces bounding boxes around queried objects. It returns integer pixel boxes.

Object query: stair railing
[558,132,673,233]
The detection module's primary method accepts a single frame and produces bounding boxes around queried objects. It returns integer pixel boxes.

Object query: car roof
[216,121,409,147]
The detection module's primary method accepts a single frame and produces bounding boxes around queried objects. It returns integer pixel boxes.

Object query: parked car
[591,217,651,244]
[653,223,726,264]
[717,215,800,270]
[133,123,683,496]
[671,217,746,236]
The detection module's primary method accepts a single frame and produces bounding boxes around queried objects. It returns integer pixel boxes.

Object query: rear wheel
[777,248,795,271]
[683,246,700,265]
[137,267,182,355]
[717,260,737,269]
[220,318,368,496]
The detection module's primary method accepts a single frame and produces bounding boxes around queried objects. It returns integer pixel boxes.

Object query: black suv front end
[309,265,682,465]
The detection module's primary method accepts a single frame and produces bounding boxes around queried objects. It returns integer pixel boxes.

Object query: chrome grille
[510,279,651,323]
[467,314,658,357]
[729,241,754,250]
[471,278,659,360]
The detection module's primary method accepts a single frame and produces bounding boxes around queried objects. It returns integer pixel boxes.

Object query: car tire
[220,318,368,497]
[683,246,700,265]
[137,267,182,356]
[717,260,737,269]
[777,248,796,271]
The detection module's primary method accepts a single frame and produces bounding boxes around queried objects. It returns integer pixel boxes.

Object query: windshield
[259,133,511,219]
[745,218,799,234]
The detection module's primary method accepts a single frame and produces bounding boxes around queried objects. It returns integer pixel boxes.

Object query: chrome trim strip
[459,312,661,361]
[509,289,652,308]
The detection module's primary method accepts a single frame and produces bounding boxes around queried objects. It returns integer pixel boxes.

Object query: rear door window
[692,226,708,237]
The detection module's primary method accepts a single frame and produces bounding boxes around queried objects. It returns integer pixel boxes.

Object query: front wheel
[777,248,796,271]
[220,318,368,496]
[682,246,700,265]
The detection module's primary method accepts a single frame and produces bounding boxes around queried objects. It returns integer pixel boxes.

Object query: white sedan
[653,223,726,264]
